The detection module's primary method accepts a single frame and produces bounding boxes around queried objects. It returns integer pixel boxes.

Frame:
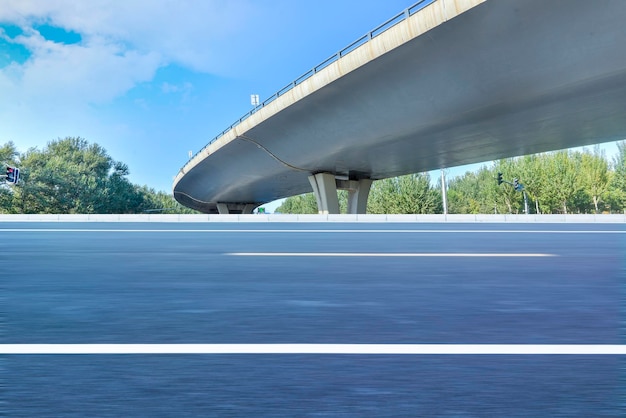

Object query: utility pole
[523,190,529,215]
[441,169,448,215]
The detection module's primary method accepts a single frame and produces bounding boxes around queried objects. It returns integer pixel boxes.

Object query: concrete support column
[309,174,372,215]
[346,179,372,215]
[216,203,230,214]
[242,204,256,214]
[308,173,340,214]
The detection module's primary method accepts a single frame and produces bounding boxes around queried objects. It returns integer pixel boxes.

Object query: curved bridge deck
[174,0,626,213]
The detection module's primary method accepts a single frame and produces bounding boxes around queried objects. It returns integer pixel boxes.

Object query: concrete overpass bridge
[173,0,626,214]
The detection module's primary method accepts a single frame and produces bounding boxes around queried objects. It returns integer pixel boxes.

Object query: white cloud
[0,0,261,107]
[0,0,259,153]
[5,33,160,105]
[0,0,256,72]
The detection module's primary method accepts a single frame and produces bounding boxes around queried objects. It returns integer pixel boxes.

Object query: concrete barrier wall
[0,214,624,223]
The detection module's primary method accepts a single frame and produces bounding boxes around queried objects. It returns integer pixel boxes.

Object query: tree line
[278,142,626,215]
[3,137,625,215]
[1,137,196,214]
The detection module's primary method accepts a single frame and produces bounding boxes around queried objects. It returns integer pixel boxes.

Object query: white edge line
[0,229,624,234]
[227,253,557,257]
[2,344,625,355]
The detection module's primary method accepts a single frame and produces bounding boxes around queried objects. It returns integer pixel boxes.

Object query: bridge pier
[308,173,339,214]
[343,178,373,215]
[308,173,372,214]
[216,203,256,214]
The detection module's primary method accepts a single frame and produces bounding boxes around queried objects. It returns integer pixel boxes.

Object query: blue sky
[0,0,622,211]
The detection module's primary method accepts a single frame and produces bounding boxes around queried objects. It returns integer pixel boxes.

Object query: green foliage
[1,137,197,214]
[447,145,623,214]
[0,141,19,212]
[368,173,441,214]
[608,141,626,212]
[579,147,610,213]
[276,193,319,214]
[16,138,112,213]
[448,167,503,214]
[3,137,624,215]
[277,143,626,215]
[278,173,441,214]
[136,186,198,214]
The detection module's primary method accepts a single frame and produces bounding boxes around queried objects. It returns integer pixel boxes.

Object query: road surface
[2,222,624,416]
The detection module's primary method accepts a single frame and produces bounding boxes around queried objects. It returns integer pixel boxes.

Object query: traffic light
[5,167,19,184]
[513,178,519,191]
[497,172,503,185]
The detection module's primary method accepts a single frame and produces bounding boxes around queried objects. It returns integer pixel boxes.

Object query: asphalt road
[2,222,625,416]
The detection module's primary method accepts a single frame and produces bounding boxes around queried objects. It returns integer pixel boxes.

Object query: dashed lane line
[227,253,557,257]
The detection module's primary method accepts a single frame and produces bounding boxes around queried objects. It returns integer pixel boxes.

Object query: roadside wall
[0,214,624,223]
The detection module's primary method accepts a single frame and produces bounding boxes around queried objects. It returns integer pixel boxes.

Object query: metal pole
[441,169,448,215]
[523,191,529,214]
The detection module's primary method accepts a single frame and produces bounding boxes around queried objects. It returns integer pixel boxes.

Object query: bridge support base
[308,173,372,214]
[216,203,256,214]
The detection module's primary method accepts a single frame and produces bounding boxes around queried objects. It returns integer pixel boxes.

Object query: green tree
[137,186,198,214]
[276,192,319,214]
[494,159,525,214]
[447,170,481,214]
[15,138,112,213]
[0,141,18,165]
[100,162,147,213]
[0,142,20,213]
[533,151,580,214]
[3,137,190,214]
[368,173,441,214]
[4,137,623,215]
[608,141,626,213]
[448,166,508,214]
[579,147,610,213]
[516,154,543,214]
[2,138,202,214]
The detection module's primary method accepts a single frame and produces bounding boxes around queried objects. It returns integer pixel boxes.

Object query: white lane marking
[0,229,624,234]
[228,253,556,257]
[2,344,625,355]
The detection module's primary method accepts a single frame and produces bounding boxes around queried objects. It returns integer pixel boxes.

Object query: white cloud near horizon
[0,0,263,167]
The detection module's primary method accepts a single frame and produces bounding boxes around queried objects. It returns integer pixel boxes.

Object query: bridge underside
[174,0,626,214]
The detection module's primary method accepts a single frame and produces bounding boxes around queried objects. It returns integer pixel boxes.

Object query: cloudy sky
[0,0,622,203]
[0,0,418,193]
